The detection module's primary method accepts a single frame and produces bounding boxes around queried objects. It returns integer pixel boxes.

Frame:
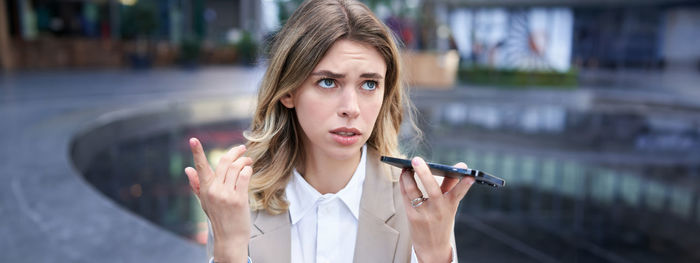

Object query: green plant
[457,66,578,88]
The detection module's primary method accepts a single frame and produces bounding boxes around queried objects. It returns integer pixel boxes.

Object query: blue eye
[362,81,377,91]
[319,79,336,88]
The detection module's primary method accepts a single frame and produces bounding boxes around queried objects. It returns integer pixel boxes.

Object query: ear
[280,93,295,108]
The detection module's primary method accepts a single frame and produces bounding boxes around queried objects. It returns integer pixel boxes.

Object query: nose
[337,87,360,119]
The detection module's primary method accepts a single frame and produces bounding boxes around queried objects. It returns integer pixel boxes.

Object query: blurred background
[1,0,700,262]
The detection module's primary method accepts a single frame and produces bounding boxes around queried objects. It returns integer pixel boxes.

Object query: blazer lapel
[249,210,291,263]
[353,149,400,263]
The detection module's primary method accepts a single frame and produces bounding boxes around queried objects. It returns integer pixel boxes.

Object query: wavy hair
[244,0,417,214]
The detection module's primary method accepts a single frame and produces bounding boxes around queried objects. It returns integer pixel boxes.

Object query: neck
[298,146,362,195]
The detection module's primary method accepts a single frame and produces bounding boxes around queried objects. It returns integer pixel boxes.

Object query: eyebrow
[311,70,383,79]
[360,72,383,79]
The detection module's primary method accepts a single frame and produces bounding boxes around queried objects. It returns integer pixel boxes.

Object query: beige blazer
[209,148,457,262]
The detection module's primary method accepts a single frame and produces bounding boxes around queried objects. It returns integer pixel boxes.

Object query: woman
[184,0,475,262]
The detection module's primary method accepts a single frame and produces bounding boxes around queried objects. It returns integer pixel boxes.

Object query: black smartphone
[380,156,506,187]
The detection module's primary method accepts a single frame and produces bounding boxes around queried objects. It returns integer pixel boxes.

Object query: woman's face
[281,39,386,161]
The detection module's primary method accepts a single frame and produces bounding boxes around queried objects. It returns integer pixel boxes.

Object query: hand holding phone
[380,156,505,187]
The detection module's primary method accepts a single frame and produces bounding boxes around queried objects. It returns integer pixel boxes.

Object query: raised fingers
[411,157,442,198]
[184,167,201,196]
[224,156,253,187]
[236,166,253,195]
[189,138,214,184]
[216,145,248,184]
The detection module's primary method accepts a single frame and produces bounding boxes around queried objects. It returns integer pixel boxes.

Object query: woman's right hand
[184,137,253,263]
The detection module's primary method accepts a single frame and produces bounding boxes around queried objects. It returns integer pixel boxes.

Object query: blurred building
[0,0,268,70]
[1,0,699,72]
[441,0,700,72]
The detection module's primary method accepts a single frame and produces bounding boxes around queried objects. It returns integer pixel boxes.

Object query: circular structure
[69,86,700,262]
[3,67,699,262]
[0,68,262,262]
[70,97,254,245]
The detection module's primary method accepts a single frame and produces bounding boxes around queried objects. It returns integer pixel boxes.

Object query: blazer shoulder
[366,148,402,183]
[249,209,263,238]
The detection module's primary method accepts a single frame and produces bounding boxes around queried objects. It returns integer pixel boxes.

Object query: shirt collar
[285,145,367,224]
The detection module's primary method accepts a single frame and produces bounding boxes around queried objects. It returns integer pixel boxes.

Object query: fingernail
[412,157,421,166]
[189,138,197,147]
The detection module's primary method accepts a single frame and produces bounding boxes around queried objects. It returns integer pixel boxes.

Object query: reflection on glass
[425,102,700,262]
[78,101,699,262]
[81,120,249,245]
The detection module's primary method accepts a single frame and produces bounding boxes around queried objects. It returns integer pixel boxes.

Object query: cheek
[295,95,333,132]
[362,96,384,127]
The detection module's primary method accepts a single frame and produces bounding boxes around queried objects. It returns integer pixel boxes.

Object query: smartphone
[380,156,505,187]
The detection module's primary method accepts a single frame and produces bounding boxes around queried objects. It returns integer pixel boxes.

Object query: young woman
[184,0,475,262]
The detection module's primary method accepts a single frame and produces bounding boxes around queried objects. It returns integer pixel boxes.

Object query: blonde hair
[244,0,415,214]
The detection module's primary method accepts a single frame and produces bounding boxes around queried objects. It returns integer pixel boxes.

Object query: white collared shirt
[284,144,456,263]
[285,145,368,263]
[207,144,456,263]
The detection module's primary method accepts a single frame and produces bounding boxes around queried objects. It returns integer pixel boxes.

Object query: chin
[324,141,365,160]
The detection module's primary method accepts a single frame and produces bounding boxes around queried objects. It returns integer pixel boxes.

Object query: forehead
[313,39,387,75]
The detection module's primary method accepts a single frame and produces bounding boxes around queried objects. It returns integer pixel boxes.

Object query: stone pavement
[0,67,264,263]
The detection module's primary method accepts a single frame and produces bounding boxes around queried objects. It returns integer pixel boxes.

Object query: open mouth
[332,131,357,136]
[330,127,362,145]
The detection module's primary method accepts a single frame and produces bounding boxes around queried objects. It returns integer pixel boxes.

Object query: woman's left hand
[399,157,475,263]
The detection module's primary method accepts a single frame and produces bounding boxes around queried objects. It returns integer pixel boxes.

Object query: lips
[330,127,361,136]
[330,127,362,145]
